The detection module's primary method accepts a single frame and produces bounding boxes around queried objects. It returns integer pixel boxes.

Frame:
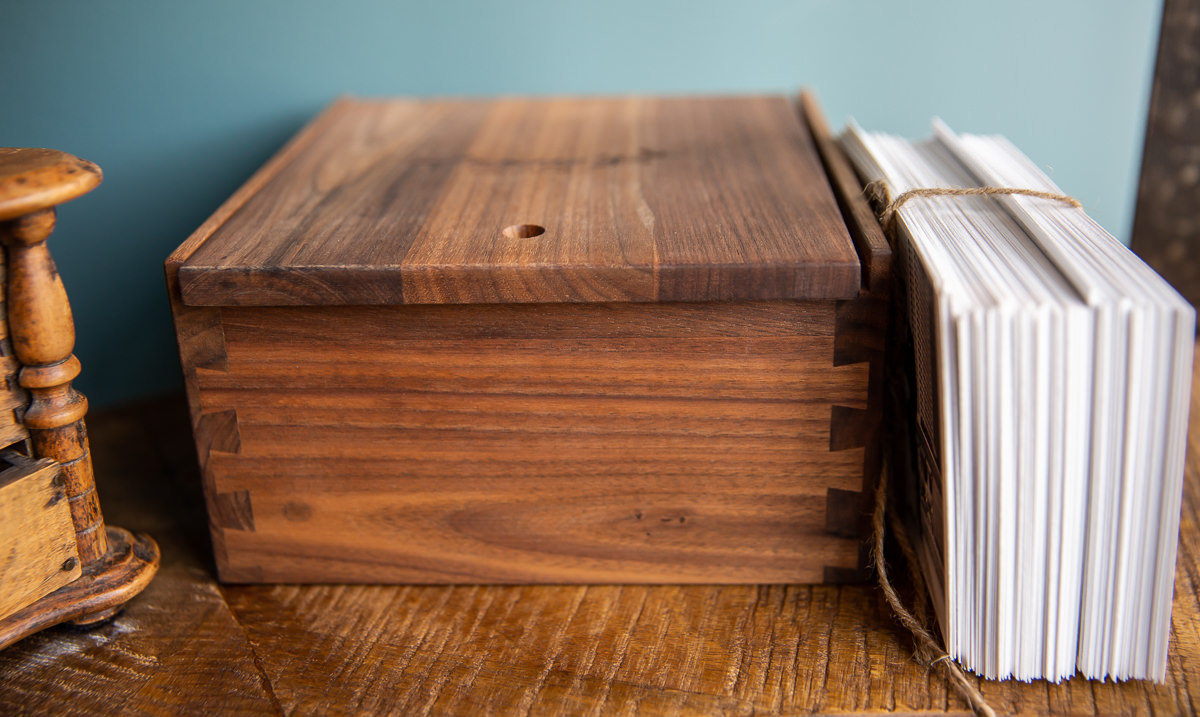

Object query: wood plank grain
[218,581,1193,715]
[1,388,1197,713]
[798,90,893,297]
[178,96,861,306]
[164,99,349,583]
[209,346,1200,712]
[195,301,870,584]
[0,458,79,620]
[797,91,891,550]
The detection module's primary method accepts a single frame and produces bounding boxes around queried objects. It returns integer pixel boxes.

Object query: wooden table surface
[0,366,1197,714]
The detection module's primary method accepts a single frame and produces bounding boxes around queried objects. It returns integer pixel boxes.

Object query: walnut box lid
[176,95,862,307]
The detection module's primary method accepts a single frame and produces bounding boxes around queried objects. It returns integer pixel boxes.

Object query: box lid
[175,95,861,306]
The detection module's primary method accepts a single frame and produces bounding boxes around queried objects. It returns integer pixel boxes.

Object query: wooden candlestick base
[0,527,159,649]
[0,148,159,650]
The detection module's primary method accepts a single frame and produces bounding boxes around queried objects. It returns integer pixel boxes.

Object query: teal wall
[2,0,1163,405]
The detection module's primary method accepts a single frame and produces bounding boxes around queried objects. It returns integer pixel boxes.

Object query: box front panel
[189,301,874,583]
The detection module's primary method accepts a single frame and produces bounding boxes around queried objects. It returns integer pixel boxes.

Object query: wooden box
[165,94,891,584]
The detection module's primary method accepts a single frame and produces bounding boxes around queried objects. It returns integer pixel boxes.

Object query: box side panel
[164,100,351,572]
[0,461,80,619]
[192,301,876,583]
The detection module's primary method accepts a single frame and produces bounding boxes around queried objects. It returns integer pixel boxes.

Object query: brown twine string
[864,181,1082,236]
[872,463,997,717]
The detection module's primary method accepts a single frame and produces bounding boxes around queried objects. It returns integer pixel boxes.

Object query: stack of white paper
[841,121,1193,682]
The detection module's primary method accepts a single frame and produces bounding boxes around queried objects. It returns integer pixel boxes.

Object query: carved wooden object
[0,148,158,650]
[167,94,889,584]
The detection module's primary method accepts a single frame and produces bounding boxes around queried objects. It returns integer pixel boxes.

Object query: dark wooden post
[1131,0,1200,318]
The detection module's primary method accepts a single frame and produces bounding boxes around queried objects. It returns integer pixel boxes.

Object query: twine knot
[864,180,1081,236]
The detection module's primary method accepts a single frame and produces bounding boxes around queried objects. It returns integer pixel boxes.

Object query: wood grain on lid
[178,95,861,306]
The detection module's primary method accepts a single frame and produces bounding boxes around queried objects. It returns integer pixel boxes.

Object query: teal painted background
[1,0,1163,405]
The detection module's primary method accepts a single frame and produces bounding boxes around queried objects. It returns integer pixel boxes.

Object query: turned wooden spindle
[2,208,107,566]
[0,148,158,647]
